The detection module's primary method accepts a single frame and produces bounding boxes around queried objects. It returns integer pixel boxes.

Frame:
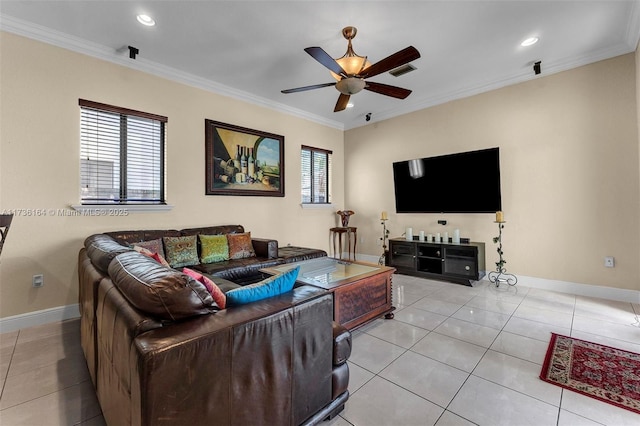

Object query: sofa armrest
[252,237,278,259]
[332,322,352,365]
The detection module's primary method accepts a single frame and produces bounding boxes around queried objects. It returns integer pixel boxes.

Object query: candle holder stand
[488,221,518,287]
[378,218,389,265]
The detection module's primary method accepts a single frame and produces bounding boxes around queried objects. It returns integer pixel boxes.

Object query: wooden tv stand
[388,238,485,286]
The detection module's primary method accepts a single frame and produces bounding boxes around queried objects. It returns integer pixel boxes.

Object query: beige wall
[345,54,639,292]
[0,32,344,318]
[2,32,639,320]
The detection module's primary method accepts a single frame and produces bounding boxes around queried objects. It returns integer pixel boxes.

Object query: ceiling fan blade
[281,82,336,94]
[365,82,412,99]
[360,46,420,79]
[334,94,351,112]
[305,47,347,76]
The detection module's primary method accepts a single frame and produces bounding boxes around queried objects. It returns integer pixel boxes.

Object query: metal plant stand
[378,217,389,265]
[488,221,517,287]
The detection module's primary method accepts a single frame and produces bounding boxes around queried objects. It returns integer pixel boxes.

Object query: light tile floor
[1,274,639,425]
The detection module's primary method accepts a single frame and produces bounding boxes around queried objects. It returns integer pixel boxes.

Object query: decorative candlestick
[378,213,390,265]
[488,220,517,287]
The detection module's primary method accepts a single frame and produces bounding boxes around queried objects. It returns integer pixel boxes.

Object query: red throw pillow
[182,268,226,309]
[133,245,171,268]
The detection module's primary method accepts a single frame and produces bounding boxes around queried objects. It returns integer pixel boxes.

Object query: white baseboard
[355,253,640,304]
[500,274,640,304]
[0,304,80,333]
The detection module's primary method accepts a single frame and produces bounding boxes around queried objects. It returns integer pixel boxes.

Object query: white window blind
[301,145,332,204]
[79,99,167,204]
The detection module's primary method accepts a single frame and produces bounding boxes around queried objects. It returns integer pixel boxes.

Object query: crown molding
[345,41,636,130]
[0,14,345,131]
[2,10,638,133]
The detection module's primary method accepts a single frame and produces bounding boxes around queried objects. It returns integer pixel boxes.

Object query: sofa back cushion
[179,225,244,237]
[108,251,216,321]
[105,230,181,245]
[84,234,134,274]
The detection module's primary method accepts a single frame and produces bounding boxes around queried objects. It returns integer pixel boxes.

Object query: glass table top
[269,257,380,288]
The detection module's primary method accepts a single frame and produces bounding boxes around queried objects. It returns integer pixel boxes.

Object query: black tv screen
[393,147,502,213]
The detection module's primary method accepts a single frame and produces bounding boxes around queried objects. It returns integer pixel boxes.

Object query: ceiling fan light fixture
[336,77,366,95]
[331,56,371,80]
[329,26,371,80]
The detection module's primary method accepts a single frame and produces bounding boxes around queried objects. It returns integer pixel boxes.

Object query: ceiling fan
[281,26,420,112]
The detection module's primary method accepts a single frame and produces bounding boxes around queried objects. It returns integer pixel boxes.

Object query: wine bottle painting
[205,120,285,197]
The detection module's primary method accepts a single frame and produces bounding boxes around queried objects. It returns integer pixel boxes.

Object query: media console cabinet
[389,237,486,286]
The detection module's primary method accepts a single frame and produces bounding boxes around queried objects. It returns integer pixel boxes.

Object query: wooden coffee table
[262,258,396,330]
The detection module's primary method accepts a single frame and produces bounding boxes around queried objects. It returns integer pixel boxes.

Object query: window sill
[71,204,174,214]
[300,203,335,210]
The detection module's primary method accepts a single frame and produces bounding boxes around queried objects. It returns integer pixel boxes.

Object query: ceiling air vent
[389,64,416,77]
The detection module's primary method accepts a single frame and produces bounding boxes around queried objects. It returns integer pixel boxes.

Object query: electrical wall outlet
[32,274,44,288]
[604,256,615,268]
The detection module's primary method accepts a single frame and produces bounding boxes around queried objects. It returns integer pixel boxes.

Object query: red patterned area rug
[540,333,640,414]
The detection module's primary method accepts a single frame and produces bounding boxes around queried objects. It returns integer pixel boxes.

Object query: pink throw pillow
[182,268,226,309]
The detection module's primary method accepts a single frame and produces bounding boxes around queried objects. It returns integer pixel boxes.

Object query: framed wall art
[205,119,284,197]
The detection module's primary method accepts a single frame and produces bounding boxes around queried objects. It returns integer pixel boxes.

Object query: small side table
[330,227,357,261]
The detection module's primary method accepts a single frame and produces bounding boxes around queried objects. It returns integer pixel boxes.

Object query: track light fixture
[533,61,541,75]
[128,46,139,59]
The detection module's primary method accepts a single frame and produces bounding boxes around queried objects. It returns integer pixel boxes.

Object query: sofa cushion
[84,234,134,274]
[163,235,199,268]
[133,238,166,259]
[226,266,300,306]
[108,251,216,321]
[227,232,255,260]
[199,234,229,263]
[182,268,226,309]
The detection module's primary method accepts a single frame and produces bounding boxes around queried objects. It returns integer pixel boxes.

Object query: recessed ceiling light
[521,37,539,47]
[136,14,156,26]
[346,103,354,108]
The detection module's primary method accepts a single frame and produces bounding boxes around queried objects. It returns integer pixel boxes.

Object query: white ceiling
[2,1,639,130]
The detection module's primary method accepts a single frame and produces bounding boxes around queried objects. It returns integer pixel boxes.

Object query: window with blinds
[301,145,332,204]
[79,99,167,204]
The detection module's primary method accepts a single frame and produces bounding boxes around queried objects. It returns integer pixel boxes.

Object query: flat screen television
[392,147,502,213]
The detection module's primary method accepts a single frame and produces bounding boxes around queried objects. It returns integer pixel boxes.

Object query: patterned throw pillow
[133,238,165,259]
[227,232,255,260]
[199,234,229,263]
[226,266,299,306]
[163,235,199,268]
[182,268,226,309]
[133,245,171,268]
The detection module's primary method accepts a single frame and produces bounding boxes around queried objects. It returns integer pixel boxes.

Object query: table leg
[352,229,357,261]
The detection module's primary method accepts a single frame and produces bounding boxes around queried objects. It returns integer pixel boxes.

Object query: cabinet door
[444,247,477,278]
[444,259,477,277]
[390,242,415,269]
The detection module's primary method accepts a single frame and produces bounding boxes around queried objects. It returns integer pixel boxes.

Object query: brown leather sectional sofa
[78,225,351,425]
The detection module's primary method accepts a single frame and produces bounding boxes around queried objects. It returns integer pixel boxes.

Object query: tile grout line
[0,330,20,404]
